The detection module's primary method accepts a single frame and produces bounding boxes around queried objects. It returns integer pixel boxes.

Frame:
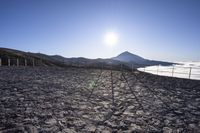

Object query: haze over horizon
[0,0,200,62]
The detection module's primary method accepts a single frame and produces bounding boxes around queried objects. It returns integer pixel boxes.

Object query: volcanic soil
[0,67,200,133]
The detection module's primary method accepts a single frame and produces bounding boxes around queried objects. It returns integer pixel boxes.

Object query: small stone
[136,110,144,115]
[101,129,111,133]
[85,125,96,132]
[43,126,59,132]
[105,121,117,128]
[163,127,173,133]
[195,98,200,102]
[127,105,135,110]
[164,119,170,126]
[176,128,184,133]
[73,120,86,127]
[188,123,196,129]
[174,110,183,115]
[152,118,160,126]
[45,118,57,125]
[119,121,128,130]
[63,128,77,133]
[79,105,87,109]
[120,83,125,88]
[25,125,38,133]
[130,123,142,131]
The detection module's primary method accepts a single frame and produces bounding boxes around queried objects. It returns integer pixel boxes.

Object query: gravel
[0,66,200,133]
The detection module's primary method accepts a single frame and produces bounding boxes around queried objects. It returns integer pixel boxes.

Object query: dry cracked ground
[0,67,200,133]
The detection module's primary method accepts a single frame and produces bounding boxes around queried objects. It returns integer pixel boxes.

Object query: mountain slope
[0,47,173,69]
[112,51,173,66]
[112,51,146,63]
[0,48,66,67]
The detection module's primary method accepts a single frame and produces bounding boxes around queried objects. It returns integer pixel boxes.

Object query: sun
[104,32,118,47]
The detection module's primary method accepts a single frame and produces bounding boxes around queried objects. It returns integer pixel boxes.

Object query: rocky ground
[0,67,200,133]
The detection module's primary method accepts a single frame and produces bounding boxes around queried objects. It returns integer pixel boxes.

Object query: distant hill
[112,51,173,67]
[0,47,173,69]
[0,48,124,69]
[112,51,146,63]
[0,48,66,67]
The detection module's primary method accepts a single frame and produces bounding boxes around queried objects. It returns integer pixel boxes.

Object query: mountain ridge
[0,47,173,68]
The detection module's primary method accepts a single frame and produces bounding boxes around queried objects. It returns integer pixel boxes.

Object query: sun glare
[104,32,118,47]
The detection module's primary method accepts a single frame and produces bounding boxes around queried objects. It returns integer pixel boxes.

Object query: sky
[0,0,200,62]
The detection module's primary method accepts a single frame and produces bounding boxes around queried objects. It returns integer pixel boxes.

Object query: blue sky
[0,0,200,61]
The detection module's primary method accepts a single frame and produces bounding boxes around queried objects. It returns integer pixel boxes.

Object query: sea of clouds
[138,62,200,80]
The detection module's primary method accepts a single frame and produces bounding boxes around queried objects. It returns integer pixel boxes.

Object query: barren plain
[0,67,200,133]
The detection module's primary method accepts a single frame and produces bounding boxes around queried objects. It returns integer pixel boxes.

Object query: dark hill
[0,48,65,67]
[0,47,173,69]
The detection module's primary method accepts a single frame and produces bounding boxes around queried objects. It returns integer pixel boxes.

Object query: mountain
[0,48,124,69]
[0,47,173,69]
[112,51,146,63]
[0,48,66,67]
[112,51,173,67]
